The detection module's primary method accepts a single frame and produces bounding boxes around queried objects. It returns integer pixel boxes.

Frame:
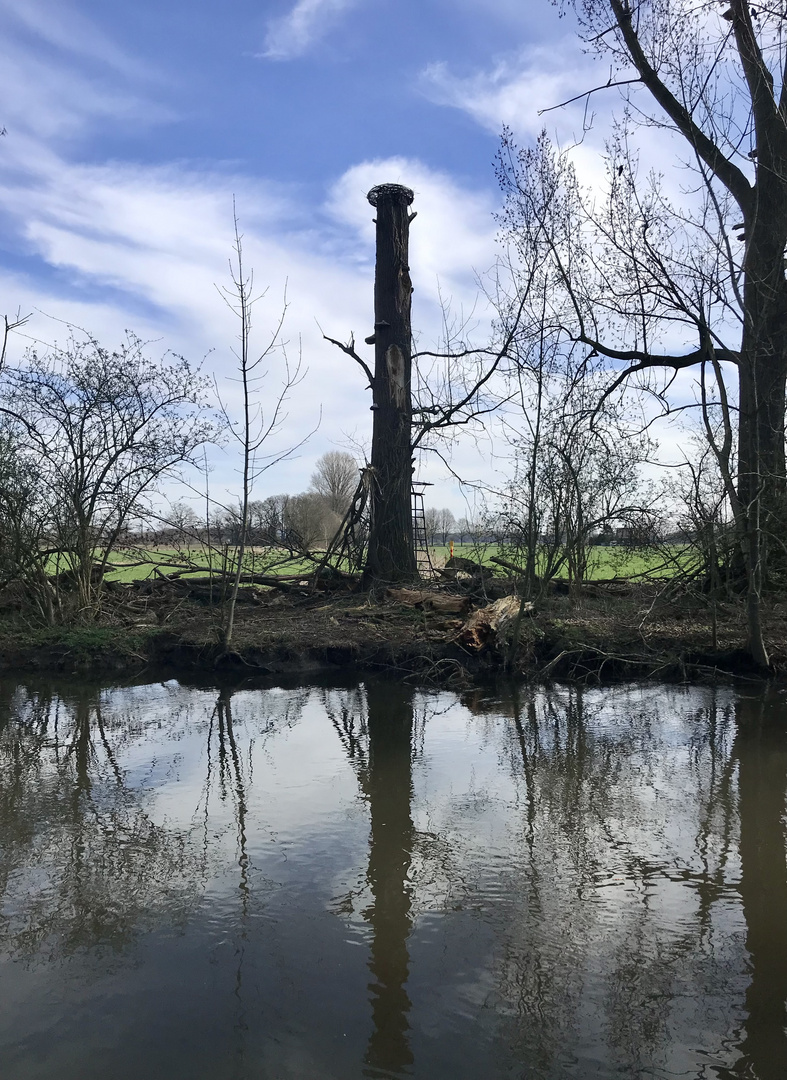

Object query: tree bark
[737,236,787,571]
[733,127,787,661]
[363,184,417,587]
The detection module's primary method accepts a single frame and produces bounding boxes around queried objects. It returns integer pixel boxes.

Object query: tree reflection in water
[208,686,252,1058]
[0,681,200,961]
[1,676,786,1079]
[456,683,783,1078]
[324,681,420,1078]
[361,681,415,1078]
[194,681,311,1072]
[727,686,787,1080]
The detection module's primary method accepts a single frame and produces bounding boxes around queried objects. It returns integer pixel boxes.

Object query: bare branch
[577,333,740,371]
[538,75,642,115]
[0,311,31,374]
[609,0,754,215]
[322,331,375,389]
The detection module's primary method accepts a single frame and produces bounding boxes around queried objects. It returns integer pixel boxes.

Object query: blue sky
[0,0,657,512]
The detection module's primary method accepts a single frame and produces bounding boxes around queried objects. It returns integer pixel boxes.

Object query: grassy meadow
[427,542,691,580]
[99,547,316,583]
[87,540,690,585]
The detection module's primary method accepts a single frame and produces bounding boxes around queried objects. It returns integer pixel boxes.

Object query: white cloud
[0,0,170,144]
[420,43,603,141]
[0,57,172,143]
[261,0,360,61]
[419,42,729,208]
[0,0,147,74]
[0,130,503,506]
[325,157,498,300]
[419,43,689,194]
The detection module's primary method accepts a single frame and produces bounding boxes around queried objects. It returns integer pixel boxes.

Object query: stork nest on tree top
[366,184,414,207]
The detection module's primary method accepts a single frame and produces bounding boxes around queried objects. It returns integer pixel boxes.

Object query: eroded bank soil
[2,582,785,684]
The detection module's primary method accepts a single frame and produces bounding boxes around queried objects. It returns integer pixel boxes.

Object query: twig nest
[367,184,414,207]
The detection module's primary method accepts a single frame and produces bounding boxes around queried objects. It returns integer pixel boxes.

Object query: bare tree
[309,450,358,515]
[283,492,338,551]
[216,209,310,652]
[488,279,656,596]
[423,507,440,548]
[249,495,288,546]
[436,508,456,546]
[455,517,472,546]
[325,185,526,587]
[0,332,211,616]
[166,500,200,545]
[496,0,787,665]
[423,507,455,547]
[498,397,654,596]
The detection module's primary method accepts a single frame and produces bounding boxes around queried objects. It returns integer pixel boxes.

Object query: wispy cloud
[261,0,360,61]
[0,0,152,77]
[0,53,172,143]
[0,0,506,501]
[0,0,170,143]
[420,45,597,139]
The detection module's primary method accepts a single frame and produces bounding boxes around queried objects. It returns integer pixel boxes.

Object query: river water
[0,675,785,1079]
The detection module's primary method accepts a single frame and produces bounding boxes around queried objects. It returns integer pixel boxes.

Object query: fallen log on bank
[387,588,470,616]
[126,564,361,602]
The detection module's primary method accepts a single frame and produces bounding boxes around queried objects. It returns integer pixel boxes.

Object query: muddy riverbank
[1,583,784,684]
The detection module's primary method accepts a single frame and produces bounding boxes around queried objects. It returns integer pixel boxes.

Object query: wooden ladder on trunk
[411,482,434,575]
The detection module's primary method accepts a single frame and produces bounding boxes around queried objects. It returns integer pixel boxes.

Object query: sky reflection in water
[0,676,785,1080]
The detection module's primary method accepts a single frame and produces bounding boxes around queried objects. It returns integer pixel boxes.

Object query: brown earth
[1,578,785,685]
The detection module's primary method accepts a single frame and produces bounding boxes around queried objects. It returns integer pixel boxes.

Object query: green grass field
[97,547,316,583]
[89,541,690,585]
[428,542,692,580]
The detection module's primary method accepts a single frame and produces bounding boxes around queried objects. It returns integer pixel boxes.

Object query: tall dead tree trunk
[363,184,417,588]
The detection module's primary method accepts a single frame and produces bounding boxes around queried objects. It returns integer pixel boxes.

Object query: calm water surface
[0,675,785,1079]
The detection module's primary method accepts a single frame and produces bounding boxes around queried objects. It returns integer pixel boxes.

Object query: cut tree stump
[453,595,533,651]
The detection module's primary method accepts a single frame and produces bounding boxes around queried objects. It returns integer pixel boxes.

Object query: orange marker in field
[449,541,454,558]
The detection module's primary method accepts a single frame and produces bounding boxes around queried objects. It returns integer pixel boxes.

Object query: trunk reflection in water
[0,676,786,1079]
[730,686,787,1080]
[323,681,416,1076]
[361,683,415,1076]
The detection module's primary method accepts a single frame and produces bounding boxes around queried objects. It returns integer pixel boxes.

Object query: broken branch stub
[454,595,531,652]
